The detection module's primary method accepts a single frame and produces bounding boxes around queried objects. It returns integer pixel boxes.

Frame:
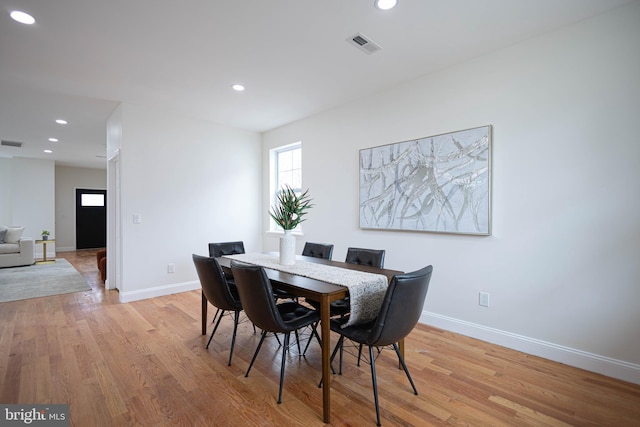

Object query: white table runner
[224,253,388,326]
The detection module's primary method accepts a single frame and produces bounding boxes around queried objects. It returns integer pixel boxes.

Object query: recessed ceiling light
[44,149,53,154]
[48,138,59,142]
[232,84,245,92]
[55,119,68,125]
[374,0,397,10]
[10,10,35,25]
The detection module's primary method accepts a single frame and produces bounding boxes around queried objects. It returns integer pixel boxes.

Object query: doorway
[76,189,107,249]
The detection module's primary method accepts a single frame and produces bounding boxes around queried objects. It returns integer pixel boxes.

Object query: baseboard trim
[119,280,200,303]
[56,247,76,252]
[420,311,640,385]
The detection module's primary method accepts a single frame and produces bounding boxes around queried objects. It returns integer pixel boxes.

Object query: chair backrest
[192,254,242,311]
[208,241,245,258]
[230,261,290,332]
[302,242,334,260]
[345,247,385,268]
[366,265,433,347]
[366,265,433,346]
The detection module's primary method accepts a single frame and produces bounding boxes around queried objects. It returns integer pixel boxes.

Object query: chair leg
[228,311,240,366]
[206,309,225,349]
[294,329,301,355]
[211,307,221,325]
[339,336,344,374]
[303,323,336,375]
[245,330,268,377]
[318,335,344,388]
[368,345,381,427]
[302,323,315,355]
[393,343,418,395]
[331,335,344,367]
[302,322,323,356]
[319,335,344,388]
[357,344,381,366]
[278,333,290,404]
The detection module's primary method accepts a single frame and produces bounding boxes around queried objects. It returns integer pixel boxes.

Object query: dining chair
[301,242,334,260]
[306,247,386,318]
[208,241,245,290]
[230,260,322,404]
[208,241,258,321]
[209,240,296,302]
[345,247,386,268]
[328,265,433,426]
[330,247,386,316]
[192,254,250,366]
[208,241,246,257]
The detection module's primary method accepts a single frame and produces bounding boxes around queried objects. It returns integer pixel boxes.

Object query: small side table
[35,239,56,264]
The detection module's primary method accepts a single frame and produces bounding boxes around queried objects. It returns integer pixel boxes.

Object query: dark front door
[76,189,107,249]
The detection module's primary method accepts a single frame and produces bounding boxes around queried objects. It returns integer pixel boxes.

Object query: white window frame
[269,141,302,233]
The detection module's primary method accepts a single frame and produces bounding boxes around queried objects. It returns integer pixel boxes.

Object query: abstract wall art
[359,125,492,235]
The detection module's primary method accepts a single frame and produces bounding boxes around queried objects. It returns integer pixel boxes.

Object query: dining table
[202,252,403,423]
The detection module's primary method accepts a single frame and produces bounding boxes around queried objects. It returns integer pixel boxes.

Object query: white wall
[2,158,56,259]
[262,3,640,382]
[55,166,107,251]
[109,103,262,302]
[0,158,12,225]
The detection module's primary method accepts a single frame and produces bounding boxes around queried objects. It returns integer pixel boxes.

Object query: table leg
[202,291,207,335]
[42,242,48,262]
[320,294,331,423]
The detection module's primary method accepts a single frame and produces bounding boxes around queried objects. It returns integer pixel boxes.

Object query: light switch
[479,292,490,307]
[133,213,142,224]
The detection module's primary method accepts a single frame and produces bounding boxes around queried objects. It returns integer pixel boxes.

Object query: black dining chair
[208,241,246,286]
[328,265,433,426]
[207,241,246,324]
[209,240,296,301]
[230,260,322,404]
[192,254,251,366]
[345,247,386,268]
[331,247,386,316]
[208,241,246,258]
[301,242,334,260]
[306,247,386,318]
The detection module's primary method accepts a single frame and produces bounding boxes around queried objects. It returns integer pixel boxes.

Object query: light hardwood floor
[1,250,639,426]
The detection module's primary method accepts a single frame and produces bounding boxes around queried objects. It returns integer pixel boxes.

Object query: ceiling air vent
[1,140,23,148]
[347,32,381,55]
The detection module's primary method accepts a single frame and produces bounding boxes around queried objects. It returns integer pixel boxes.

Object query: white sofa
[0,226,35,268]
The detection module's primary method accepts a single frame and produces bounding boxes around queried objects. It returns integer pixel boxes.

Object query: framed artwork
[359,125,492,235]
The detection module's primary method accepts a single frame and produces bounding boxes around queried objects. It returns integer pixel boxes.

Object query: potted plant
[41,230,50,241]
[269,185,313,265]
[269,185,313,230]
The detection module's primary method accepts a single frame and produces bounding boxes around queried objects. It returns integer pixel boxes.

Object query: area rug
[0,259,91,303]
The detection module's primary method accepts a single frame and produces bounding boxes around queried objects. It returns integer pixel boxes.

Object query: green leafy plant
[41,230,50,236]
[269,185,313,230]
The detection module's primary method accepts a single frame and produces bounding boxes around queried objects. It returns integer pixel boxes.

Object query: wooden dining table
[204,253,403,424]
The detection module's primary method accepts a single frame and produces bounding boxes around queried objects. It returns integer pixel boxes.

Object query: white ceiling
[0,0,634,169]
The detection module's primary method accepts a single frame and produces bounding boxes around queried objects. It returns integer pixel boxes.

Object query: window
[270,142,302,231]
[81,193,105,207]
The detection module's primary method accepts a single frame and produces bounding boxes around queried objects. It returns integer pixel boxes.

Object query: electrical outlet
[479,292,490,307]
[168,263,175,273]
